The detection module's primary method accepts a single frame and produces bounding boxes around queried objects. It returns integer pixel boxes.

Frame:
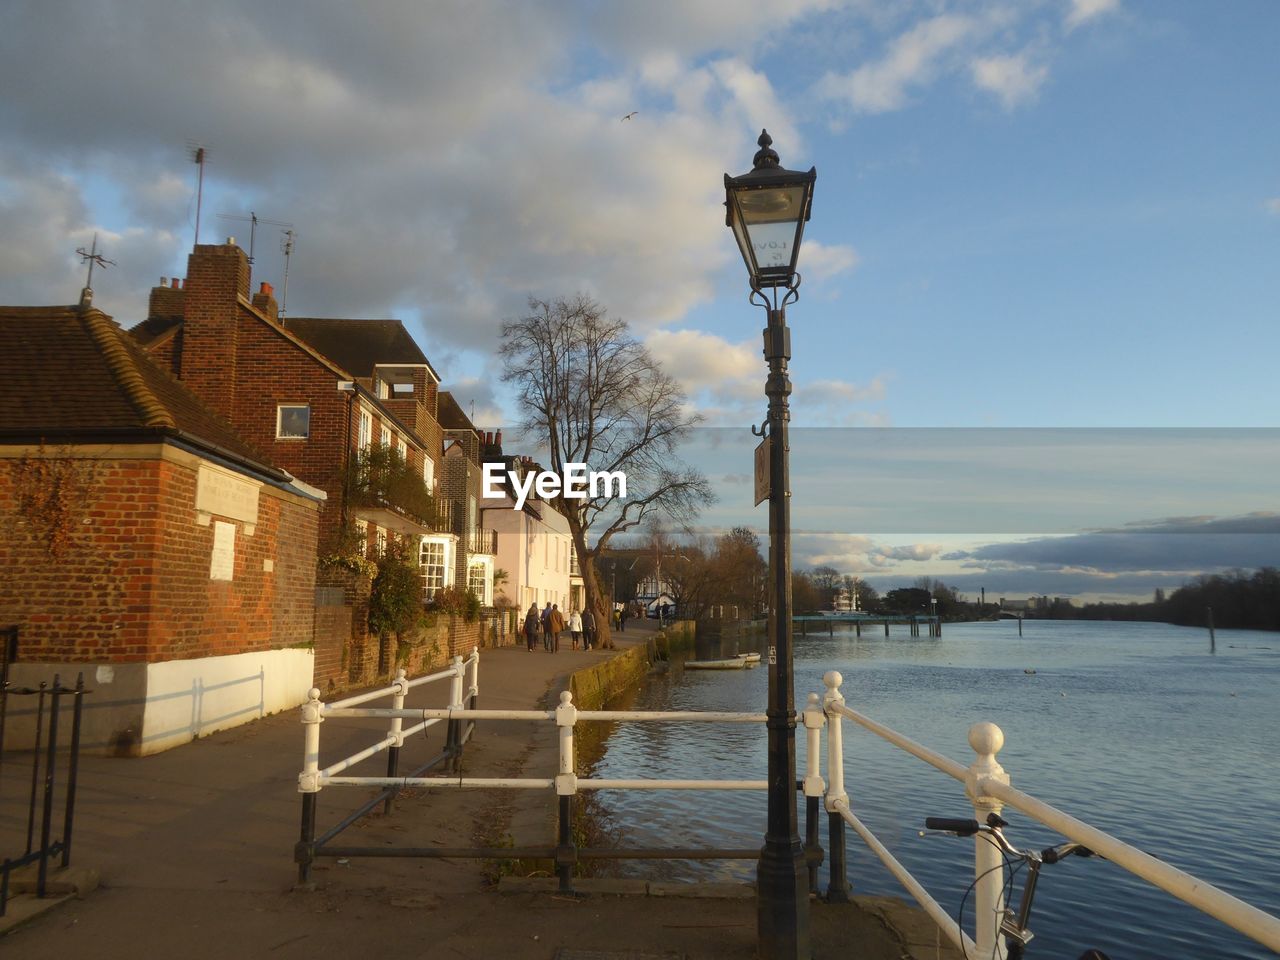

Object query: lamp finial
[753,129,780,170]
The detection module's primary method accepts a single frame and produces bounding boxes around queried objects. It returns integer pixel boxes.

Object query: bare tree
[500,295,713,648]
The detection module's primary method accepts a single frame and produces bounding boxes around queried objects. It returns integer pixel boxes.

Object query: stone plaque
[196,462,260,526]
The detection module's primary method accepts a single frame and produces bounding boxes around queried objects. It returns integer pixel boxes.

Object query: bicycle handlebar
[924,817,981,835]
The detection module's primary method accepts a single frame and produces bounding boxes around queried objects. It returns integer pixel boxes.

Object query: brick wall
[0,444,318,664]
[180,243,250,422]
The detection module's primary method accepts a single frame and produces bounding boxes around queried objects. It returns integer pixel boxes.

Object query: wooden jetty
[793,614,942,638]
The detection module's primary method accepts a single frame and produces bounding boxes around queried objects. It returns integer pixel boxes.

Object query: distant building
[480,446,572,614]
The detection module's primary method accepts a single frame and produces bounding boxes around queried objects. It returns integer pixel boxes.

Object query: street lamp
[725,129,816,960]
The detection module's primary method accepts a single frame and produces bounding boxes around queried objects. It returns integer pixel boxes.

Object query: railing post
[295,687,324,886]
[554,690,579,894]
[822,671,850,903]
[37,675,62,898]
[447,655,464,773]
[802,692,826,895]
[61,673,86,867]
[467,647,480,741]
[384,668,408,814]
[965,721,1010,959]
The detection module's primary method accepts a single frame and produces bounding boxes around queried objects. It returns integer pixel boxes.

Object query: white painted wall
[488,493,573,615]
[141,648,315,754]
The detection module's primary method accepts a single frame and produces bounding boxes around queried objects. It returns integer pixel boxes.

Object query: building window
[375,526,387,557]
[396,438,408,462]
[468,560,489,605]
[420,538,450,599]
[358,409,372,450]
[423,454,435,490]
[353,518,368,554]
[277,404,310,439]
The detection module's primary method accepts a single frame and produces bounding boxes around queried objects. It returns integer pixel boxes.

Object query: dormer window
[277,404,310,439]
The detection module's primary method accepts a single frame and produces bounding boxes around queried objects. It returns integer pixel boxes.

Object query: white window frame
[423,453,435,490]
[419,537,456,600]
[276,404,310,439]
[358,408,373,450]
[375,526,387,557]
[396,438,408,463]
[467,557,492,606]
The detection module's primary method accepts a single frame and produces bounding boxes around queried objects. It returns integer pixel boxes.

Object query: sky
[2,0,1277,602]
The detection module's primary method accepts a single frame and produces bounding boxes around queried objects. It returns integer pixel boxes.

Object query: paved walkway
[1,620,959,959]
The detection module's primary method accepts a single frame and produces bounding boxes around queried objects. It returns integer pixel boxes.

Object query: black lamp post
[725,129,816,960]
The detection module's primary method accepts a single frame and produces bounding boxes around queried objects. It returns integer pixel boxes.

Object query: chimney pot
[160,276,168,287]
[171,277,182,289]
[225,236,236,246]
[259,281,274,297]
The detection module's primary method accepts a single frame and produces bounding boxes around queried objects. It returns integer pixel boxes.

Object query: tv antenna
[188,142,208,247]
[279,228,297,316]
[216,211,293,265]
[75,233,116,303]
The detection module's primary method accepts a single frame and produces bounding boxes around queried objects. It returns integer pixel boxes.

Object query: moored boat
[683,657,750,670]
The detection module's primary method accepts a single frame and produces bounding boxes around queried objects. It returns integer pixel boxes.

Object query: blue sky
[1,1,1276,601]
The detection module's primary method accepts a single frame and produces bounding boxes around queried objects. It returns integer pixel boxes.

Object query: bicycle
[923,811,1112,960]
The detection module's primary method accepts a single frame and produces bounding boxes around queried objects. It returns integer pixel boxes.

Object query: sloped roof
[437,391,476,432]
[0,304,285,481]
[283,317,439,381]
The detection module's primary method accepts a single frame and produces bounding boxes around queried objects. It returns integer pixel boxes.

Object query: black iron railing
[0,661,91,916]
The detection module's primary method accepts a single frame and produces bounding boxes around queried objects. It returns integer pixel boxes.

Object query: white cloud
[799,240,860,282]
[1065,0,1120,32]
[816,14,977,114]
[970,52,1049,109]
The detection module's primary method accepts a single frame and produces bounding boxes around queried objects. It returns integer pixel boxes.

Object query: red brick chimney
[180,241,250,422]
[251,281,279,323]
[148,275,186,322]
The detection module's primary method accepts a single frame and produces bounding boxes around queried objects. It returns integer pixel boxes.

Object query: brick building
[0,298,324,755]
[130,240,498,686]
[131,243,440,554]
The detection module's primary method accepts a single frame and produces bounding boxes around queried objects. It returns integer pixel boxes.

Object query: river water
[590,620,1280,959]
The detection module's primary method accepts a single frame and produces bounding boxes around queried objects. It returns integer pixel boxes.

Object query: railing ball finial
[823,670,843,691]
[968,721,1004,761]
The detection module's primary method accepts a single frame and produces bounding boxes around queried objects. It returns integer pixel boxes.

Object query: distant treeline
[1042,568,1280,632]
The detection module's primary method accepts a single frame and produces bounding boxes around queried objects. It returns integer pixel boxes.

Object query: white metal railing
[309,690,768,795]
[818,670,1280,958]
[299,675,771,892]
[299,648,479,796]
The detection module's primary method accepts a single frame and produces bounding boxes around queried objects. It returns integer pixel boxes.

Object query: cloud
[791,377,889,425]
[1065,0,1121,32]
[816,14,978,114]
[944,514,1280,575]
[799,240,860,282]
[1265,198,1280,216]
[0,0,834,361]
[970,52,1049,110]
[647,327,886,427]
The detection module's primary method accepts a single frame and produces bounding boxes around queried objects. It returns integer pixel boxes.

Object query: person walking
[549,603,566,652]
[581,607,596,651]
[523,603,540,652]
[568,609,583,650]
[541,602,554,651]
[619,602,629,632]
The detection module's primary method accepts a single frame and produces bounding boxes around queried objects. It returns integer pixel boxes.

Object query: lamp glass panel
[737,184,808,225]
[745,220,798,270]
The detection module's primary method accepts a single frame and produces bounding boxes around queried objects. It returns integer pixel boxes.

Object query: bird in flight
[621,111,638,121]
